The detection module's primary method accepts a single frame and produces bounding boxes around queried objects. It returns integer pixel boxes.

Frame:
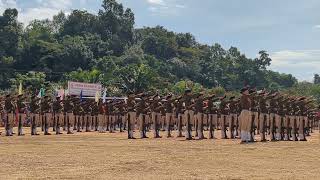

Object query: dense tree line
[0,0,299,95]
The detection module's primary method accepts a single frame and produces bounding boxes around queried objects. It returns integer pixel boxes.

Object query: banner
[68,81,102,97]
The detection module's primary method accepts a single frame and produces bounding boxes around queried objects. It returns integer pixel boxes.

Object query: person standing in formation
[52,96,63,135]
[4,94,15,136]
[239,87,252,143]
[257,91,270,142]
[98,100,106,133]
[228,96,238,139]
[150,94,162,138]
[136,94,148,139]
[63,95,74,134]
[219,95,228,139]
[16,94,26,136]
[174,96,184,138]
[40,96,52,135]
[206,94,218,139]
[29,95,40,136]
[164,94,175,138]
[194,92,205,139]
[182,89,194,140]
[126,92,136,139]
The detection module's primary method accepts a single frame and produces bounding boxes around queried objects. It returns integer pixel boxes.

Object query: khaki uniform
[52,99,63,134]
[16,96,26,136]
[18,113,27,135]
[4,97,15,136]
[219,99,229,139]
[150,99,162,138]
[117,103,126,132]
[74,102,84,132]
[136,99,148,138]
[107,103,116,133]
[194,96,205,139]
[40,98,52,135]
[98,113,106,132]
[258,95,271,141]
[174,99,184,137]
[274,114,282,140]
[127,96,136,139]
[276,99,288,140]
[207,97,219,139]
[239,94,252,142]
[63,98,74,134]
[127,111,136,138]
[259,113,269,141]
[228,99,239,139]
[91,103,99,131]
[182,94,194,140]
[289,115,297,141]
[195,113,204,139]
[269,96,281,141]
[290,104,300,141]
[84,104,92,132]
[184,109,194,139]
[249,94,258,141]
[298,102,307,141]
[164,98,174,137]
[98,102,106,133]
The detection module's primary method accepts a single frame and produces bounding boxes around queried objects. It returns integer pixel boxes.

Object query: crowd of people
[0,87,319,143]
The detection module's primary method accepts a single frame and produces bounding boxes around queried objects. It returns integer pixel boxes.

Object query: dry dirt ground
[0,128,319,180]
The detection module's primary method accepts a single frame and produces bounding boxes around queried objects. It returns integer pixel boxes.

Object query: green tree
[0,8,22,58]
[115,64,157,93]
[97,0,135,55]
[61,35,94,71]
[140,26,178,59]
[65,69,101,83]
[60,10,97,37]
[314,74,320,84]
[10,72,47,93]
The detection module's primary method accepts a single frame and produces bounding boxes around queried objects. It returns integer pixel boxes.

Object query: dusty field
[0,128,319,180]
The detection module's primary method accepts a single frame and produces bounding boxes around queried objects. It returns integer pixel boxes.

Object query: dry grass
[0,128,319,180]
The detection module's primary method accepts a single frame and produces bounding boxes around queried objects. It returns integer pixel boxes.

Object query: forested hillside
[0,0,299,95]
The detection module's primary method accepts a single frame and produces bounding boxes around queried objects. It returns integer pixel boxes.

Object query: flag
[95,91,100,103]
[66,88,70,96]
[37,88,45,98]
[102,89,107,103]
[80,90,83,102]
[18,82,23,95]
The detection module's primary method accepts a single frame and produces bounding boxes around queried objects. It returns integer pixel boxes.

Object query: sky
[1,0,320,82]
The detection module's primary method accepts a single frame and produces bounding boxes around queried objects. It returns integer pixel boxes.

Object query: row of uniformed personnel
[0,88,318,143]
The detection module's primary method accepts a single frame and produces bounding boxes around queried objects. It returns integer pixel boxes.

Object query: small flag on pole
[102,89,107,103]
[80,90,83,102]
[18,82,23,95]
[37,88,45,98]
[95,91,100,103]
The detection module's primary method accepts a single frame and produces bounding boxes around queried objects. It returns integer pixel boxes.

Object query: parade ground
[0,128,319,180]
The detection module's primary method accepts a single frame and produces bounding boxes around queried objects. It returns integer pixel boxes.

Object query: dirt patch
[0,128,319,180]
